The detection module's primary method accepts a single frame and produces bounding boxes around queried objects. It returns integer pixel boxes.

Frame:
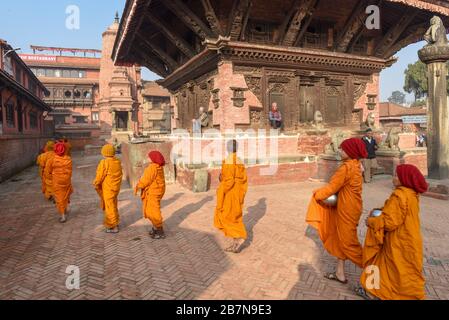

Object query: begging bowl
[322,194,338,207]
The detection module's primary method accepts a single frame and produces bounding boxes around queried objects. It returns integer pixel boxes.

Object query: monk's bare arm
[314,165,347,201]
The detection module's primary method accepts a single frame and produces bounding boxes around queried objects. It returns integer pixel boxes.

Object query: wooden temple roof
[112,0,449,82]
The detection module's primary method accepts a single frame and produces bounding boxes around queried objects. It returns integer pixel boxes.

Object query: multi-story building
[141,81,172,135]
[0,39,52,182]
[20,46,102,148]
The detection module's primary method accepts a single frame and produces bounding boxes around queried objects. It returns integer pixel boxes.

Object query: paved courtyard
[0,153,448,300]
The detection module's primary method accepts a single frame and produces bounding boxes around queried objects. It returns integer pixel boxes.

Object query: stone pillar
[127,111,132,132]
[419,43,449,179]
[111,110,116,132]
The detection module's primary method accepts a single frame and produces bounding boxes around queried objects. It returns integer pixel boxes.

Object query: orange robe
[37,152,49,194]
[306,159,364,267]
[360,187,425,300]
[136,163,166,228]
[93,157,123,229]
[43,151,56,200]
[49,154,73,215]
[214,153,248,239]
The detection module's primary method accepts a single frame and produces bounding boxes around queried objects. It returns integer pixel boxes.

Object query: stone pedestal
[419,44,449,179]
[317,154,342,182]
[377,148,428,176]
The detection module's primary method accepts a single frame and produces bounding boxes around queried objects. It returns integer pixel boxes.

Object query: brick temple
[113,0,449,133]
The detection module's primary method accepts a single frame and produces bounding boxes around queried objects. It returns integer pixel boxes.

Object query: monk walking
[214,140,248,254]
[356,164,428,300]
[135,151,166,239]
[43,141,56,202]
[93,144,123,234]
[49,142,73,223]
[306,138,368,283]
[37,141,54,195]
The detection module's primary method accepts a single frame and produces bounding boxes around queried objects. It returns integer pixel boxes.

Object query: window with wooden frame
[29,111,38,129]
[6,102,15,127]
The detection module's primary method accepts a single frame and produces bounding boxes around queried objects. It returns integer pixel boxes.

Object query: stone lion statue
[361,112,376,131]
[424,16,448,46]
[380,127,401,151]
[325,130,348,154]
[312,110,324,130]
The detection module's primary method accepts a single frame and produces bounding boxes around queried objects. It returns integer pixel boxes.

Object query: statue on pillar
[424,16,448,46]
[419,16,449,179]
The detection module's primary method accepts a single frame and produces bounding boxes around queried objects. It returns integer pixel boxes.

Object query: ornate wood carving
[353,82,367,103]
[145,12,195,59]
[228,0,252,40]
[335,0,375,53]
[282,0,318,47]
[230,87,248,107]
[384,23,428,58]
[201,0,223,36]
[244,76,262,101]
[375,8,418,57]
[162,0,215,39]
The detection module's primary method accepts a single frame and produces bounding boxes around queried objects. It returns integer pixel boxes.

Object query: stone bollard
[193,169,209,193]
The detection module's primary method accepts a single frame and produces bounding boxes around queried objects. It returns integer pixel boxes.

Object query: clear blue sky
[0,0,423,102]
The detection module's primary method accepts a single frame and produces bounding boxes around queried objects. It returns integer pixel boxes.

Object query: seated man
[269,103,282,129]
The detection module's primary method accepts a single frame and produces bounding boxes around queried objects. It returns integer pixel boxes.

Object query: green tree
[404,60,449,101]
[388,90,406,105]
[404,61,427,101]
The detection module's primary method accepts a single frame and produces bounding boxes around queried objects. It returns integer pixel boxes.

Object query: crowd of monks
[35,137,428,300]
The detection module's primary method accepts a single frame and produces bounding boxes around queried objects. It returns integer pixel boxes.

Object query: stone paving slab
[0,153,448,300]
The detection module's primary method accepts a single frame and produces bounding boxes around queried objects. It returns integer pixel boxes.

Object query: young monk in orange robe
[43,141,56,201]
[135,151,166,239]
[306,138,368,283]
[356,164,428,300]
[214,140,248,254]
[50,142,73,223]
[37,141,54,195]
[93,144,123,234]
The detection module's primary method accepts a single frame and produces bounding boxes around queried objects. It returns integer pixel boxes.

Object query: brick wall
[176,162,318,192]
[377,150,428,176]
[0,135,50,182]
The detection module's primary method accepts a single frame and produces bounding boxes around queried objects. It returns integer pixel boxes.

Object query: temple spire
[115,11,120,24]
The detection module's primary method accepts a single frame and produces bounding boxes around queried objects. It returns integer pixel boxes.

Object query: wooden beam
[162,0,215,39]
[374,8,418,57]
[240,1,252,41]
[133,47,169,78]
[201,0,223,36]
[136,34,179,72]
[282,0,318,47]
[227,0,252,40]
[384,22,428,58]
[335,0,372,53]
[294,12,314,46]
[276,0,301,44]
[145,12,196,59]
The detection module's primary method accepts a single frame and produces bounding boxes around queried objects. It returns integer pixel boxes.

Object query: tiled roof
[379,102,427,117]
[142,81,170,97]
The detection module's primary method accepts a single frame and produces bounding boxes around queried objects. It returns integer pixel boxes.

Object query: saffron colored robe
[214,153,248,240]
[93,157,123,229]
[49,154,73,215]
[43,151,56,200]
[306,159,364,267]
[37,151,49,194]
[360,187,425,300]
[136,163,166,228]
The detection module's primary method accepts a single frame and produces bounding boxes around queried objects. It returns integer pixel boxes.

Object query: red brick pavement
[0,153,448,300]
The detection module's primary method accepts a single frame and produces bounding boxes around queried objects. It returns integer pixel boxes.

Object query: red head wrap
[396,164,428,194]
[148,151,166,166]
[340,138,368,160]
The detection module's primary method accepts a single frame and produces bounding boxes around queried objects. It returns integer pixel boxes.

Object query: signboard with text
[19,54,57,62]
[402,115,427,124]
